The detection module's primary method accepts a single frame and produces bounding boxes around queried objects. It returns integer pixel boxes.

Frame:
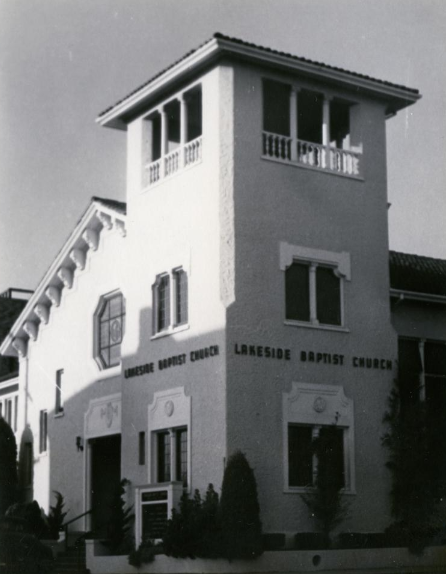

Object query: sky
[0,0,445,293]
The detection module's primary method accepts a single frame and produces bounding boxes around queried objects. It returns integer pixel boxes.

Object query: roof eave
[97,36,421,130]
[390,288,446,305]
[0,200,127,358]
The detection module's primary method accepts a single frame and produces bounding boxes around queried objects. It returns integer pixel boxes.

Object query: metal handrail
[62,509,92,551]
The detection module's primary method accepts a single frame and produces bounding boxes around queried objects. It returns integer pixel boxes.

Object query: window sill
[284,320,349,333]
[54,411,64,419]
[151,324,190,341]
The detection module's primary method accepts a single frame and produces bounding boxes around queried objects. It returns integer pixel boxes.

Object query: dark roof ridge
[98,32,420,120]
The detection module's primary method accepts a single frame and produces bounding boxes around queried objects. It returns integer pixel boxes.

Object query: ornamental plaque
[313,397,327,413]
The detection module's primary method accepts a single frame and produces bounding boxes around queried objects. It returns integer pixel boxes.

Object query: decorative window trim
[93,290,125,370]
[283,382,355,494]
[281,242,350,330]
[148,387,191,490]
[152,268,189,338]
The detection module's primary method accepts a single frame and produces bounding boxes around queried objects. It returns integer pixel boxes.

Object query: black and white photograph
[0,1,445,573]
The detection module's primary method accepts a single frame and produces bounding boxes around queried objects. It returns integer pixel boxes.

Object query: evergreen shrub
[0,418,18,516]
[219,450,263,560]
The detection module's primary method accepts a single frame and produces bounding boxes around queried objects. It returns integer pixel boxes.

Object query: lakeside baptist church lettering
[124,342,393,380]
[124,345,219,379]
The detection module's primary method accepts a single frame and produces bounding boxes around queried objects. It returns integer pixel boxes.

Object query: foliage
[128,537,155,568]
[0,523,53,574]
[301,426,349,548]
[106,478,134,554]
[163,483,220,559]
[219,450,263,560]
[382,381,446,553]
[47,490,68,540]
[5,500,50,539]
[0,417,18,516]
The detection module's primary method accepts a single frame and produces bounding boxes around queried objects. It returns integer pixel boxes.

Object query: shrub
[106,478,134,554]
[47,490,68,540]
[128,538,155,568]
[219,450,263,560]
[163,489,202,558]
[382,381,446,553]
[5,500,49,539]
[163,483,220,559]
[0,418,18,516]
[301,425,349,548]
[0,524,53,574]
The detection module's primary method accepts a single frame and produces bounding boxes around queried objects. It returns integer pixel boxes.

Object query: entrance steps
[52,536,90,574]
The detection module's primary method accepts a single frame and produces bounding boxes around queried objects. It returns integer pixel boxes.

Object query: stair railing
[62,509,92,552]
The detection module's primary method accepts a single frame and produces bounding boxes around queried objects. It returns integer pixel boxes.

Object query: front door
[90,434,121,536]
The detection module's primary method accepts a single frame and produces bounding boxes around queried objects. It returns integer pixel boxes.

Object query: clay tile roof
[98,32,419,119]
[389,250,446,297]
[92,196,127,215]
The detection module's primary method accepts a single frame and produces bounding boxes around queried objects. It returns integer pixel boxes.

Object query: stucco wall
[391,300,446,340]
[20,228,127,518]
[225,61,398,534]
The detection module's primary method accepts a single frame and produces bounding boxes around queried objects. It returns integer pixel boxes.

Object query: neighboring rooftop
[390,250,446,297]
[98,32,421,130]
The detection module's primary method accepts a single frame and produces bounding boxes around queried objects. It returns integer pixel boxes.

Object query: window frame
[153,426,188,487]
[283,382,355,494]
[93,290,126,371]
[39,409,48,454]
[152,268,189,338]
[287,423,348,489]
[280,243,350,332]
[55,369,64,416]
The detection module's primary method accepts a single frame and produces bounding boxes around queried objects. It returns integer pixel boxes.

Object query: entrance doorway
[90,434,121,536]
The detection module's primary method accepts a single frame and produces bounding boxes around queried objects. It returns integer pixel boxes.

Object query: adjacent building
[1,34,445,547]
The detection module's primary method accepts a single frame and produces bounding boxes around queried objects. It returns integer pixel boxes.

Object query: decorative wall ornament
[23,321,38,341]
[12,337,27,358]
[97,212,112,230]
[69,248,86,271]
[57,267,74,289]
[34,303,49,324]
[85,393,122,438]
[165,400,174,417]
[313,396,327,413]
[101,402,119,428]
[45,286,61,307]
[82,228,99,251]
[115,219,127,237]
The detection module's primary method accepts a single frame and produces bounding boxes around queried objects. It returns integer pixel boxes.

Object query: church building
[1,33,445,550]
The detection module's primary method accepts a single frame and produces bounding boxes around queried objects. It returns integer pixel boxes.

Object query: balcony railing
[143,136,202,188]
[262,131,361,177]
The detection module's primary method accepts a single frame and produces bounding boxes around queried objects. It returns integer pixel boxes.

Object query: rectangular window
[174,269,188,326]
[153,269,188,335]
[316,266,341,326]
[155,428,188,486]
[139,431,146,466]
[175,428,188,486]
[288,424,345,488]
[263,79,291,136]
[39,410,48,454]
[285,261,342,326]
[55,369,64,414]
[157,431,171,482]
[186,87,202,142]
[285,263,310,322]
[288,425,313,487]
[157,276,170,333]
[0,402,2,418]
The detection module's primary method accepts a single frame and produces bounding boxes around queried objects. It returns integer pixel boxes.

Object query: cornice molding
[98,36,420,130]
[58,267,74,289]
[34,303,49,324]
[70,248,86,271]
[45,286,61,308]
